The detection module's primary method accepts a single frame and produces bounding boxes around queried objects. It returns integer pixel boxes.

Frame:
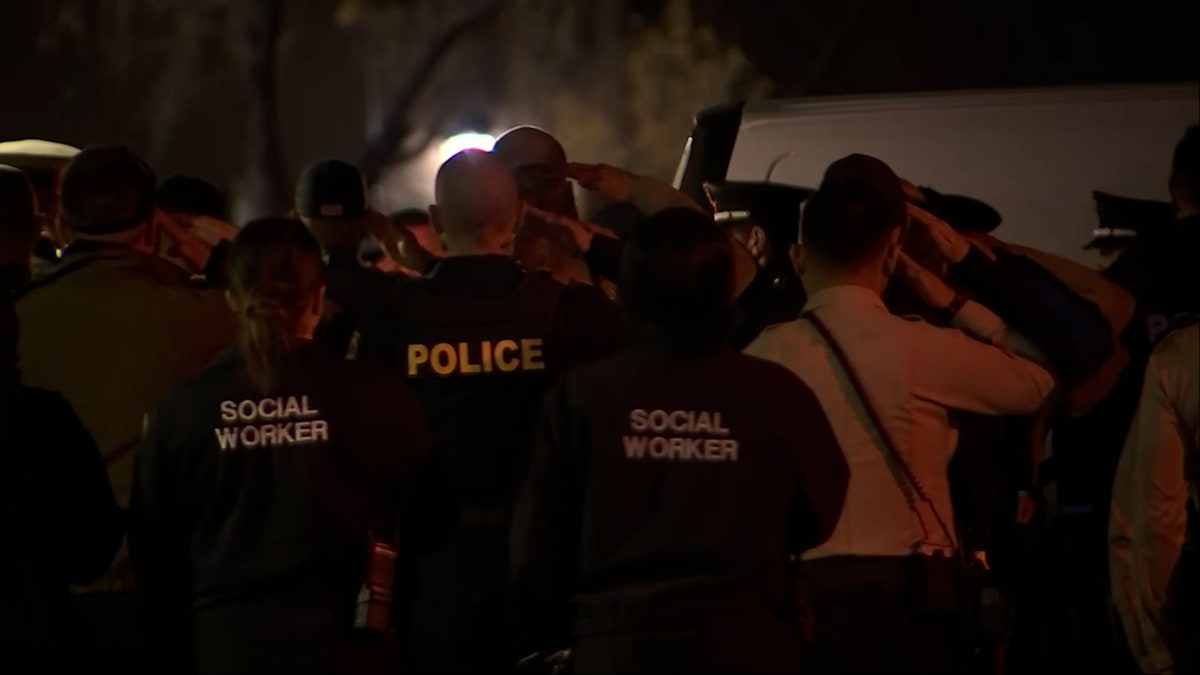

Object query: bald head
[432,150,520,255]
[492,126,568,171]
[492,126,578,219]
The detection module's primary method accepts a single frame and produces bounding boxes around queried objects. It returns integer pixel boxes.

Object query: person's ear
[790,242,807,277]
[748,225,768,263]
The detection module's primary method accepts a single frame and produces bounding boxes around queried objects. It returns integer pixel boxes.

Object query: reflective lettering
[430,344,455,375]
[458,342,481,374]
[520,339,545,371]
[238,400,256,421]
[408,344,429,377]
[215,427,238,451]
[311,420,329,443]
[621,409,738,463]
[623,435,648,458]
[495,340,519,372]
[481,341,494,372]
[283,397,302,418]
[212,396,328,452]
[241,425,260,448]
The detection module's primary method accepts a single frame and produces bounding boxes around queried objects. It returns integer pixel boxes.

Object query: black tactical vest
[366,270,564,508]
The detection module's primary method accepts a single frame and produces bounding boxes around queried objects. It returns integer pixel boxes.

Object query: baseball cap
[0,165,39,230]
[295,160,366,220]
[59,146,156,234]
[820,153,907,226]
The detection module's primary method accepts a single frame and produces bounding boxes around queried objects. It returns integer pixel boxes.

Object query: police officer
[129,218,435,673]
[293,159,425,358]
[511,207,849,674]
[1105,126,1200,357]
[355,150,627,672]
[704,181,814,348]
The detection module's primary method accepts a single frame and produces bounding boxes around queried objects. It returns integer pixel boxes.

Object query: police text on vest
[406,339,545,376]
[214,396,329,451]
[622,409,738,462]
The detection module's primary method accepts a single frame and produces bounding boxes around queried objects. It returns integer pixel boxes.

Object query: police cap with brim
[705,181,814,251]
[0,139,80,171]
[295,160,367,221]
[915,186,1002,234]
[1085,191,1174,250]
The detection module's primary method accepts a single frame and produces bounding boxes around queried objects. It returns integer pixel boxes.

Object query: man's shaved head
[492,126,578,219]
[492,126,568,172]
[432,150,520,255]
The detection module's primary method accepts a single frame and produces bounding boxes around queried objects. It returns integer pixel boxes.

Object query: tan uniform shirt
[1110,325,1199,674]
[746,285,1055,558]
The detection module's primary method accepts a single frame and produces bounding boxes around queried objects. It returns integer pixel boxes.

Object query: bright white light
[437,132,495,163]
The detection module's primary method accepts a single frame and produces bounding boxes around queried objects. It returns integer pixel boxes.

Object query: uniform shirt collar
[426,254,525,299]
[802,284,888,314]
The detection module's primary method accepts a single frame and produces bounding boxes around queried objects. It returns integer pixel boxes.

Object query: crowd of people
[0,122,1196,675]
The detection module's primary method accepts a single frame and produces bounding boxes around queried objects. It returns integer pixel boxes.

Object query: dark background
[1,0,1196,218]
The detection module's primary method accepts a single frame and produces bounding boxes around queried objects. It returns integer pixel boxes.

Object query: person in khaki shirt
[1110,323,1199,675]
[15,147,234,672]
[746,154,1056,674]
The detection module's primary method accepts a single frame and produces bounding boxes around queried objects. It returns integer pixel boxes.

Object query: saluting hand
[906,203,970,263]
[567,162,636,203]
[896,252,956,310]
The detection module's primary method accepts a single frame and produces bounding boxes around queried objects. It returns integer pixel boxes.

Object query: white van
[673,83,1198,263]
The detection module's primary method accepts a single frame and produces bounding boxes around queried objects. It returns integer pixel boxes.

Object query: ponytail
[227,218,324,394]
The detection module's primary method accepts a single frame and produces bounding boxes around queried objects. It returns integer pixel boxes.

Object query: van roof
[743,82,1198,120]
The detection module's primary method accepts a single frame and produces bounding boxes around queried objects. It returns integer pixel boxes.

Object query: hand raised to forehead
[906,202,970,264]
[567,162,635,203]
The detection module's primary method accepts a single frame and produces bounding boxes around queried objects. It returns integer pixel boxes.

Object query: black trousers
[800,556,963,675]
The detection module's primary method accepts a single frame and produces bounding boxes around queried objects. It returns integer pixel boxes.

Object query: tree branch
[359,0,501,186]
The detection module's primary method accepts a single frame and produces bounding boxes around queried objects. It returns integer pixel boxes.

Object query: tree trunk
[238,0,287,223]
[358,0,500,187]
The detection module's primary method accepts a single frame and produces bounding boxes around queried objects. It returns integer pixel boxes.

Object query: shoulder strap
[804,310,957,550]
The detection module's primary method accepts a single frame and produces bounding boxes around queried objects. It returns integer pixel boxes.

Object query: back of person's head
[620,207,734,339]
[59,146,156,236]
[294,160,368,253]
[492,126,577,218]
[156,175,228,221]
[803,154,907,268]
[226,218,325,393]
[432,150,520,255]
[1170,125,1199,211]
